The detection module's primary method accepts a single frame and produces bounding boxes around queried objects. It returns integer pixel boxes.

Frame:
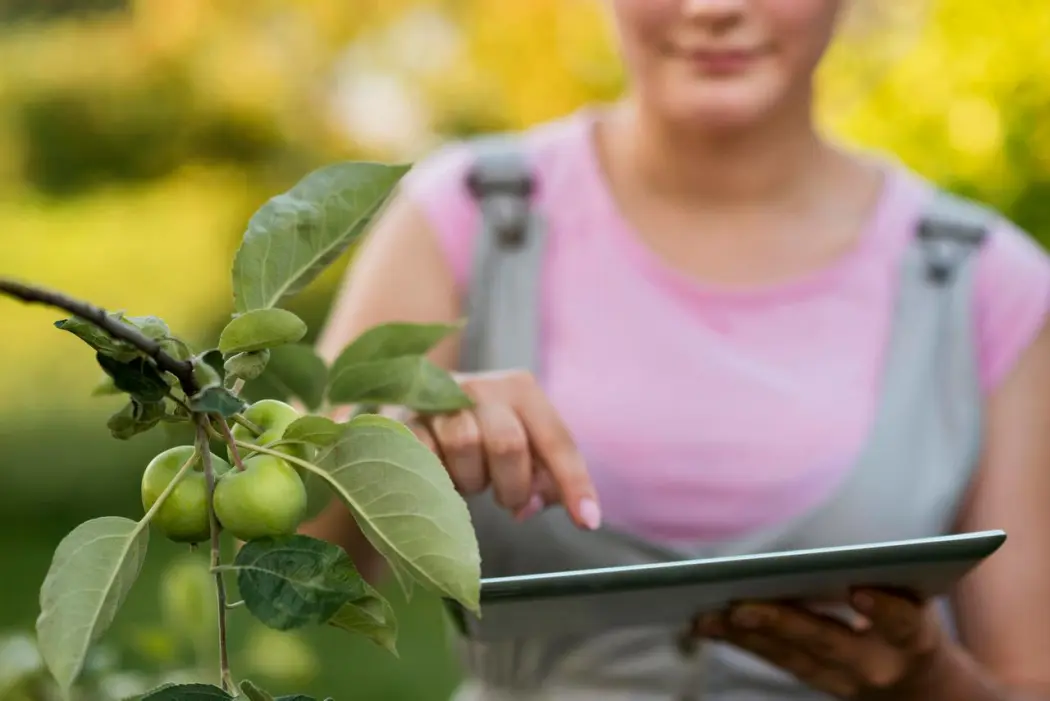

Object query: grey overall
[450,136,995,700]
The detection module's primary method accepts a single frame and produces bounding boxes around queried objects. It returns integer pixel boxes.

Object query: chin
[658,82,788,135]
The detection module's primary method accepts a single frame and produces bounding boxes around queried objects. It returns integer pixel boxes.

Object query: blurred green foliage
[0,1,1048,699]
[0,0,125,24]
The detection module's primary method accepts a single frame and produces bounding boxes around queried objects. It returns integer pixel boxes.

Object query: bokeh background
[0,1,1047,699]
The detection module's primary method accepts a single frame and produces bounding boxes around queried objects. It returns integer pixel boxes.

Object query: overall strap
[458,135,546,375]
[872,185,992,440]
[915,186,994,639]
[916,187,993,283]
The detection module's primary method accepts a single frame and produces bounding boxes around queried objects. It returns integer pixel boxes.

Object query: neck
[605,88,832,208]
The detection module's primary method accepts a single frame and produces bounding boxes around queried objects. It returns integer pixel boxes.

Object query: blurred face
[608,0,844,131]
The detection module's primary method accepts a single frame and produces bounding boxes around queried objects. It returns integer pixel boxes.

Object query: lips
[678,47,764,75]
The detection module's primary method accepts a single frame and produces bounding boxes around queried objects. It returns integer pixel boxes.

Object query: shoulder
[890,166,1050,394]
[397,112,591,292]
[972,211,1050,394]
[879,163,1050,394]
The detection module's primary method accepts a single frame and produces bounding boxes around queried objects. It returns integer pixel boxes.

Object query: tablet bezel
[480,530,1006,603]
[446,530,1007,640]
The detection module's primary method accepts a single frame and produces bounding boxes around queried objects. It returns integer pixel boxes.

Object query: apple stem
[196,418,235,693]
[218,419,248,472]
[230,412,264,437]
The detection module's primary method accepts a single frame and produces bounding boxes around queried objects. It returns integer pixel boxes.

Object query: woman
[303,1,1050,699]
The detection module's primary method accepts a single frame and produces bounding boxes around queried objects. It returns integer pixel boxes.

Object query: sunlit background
[0,1,1047,699]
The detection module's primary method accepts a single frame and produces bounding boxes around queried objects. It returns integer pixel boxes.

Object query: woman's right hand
[399,369,602,531]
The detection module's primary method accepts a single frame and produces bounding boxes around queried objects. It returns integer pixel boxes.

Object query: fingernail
[515,495,544,522]
[852,592,874,612]
[578,498,602,530]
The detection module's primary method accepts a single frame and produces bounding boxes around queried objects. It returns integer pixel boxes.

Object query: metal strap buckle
[917,218,986,284]
[466,160,535,247]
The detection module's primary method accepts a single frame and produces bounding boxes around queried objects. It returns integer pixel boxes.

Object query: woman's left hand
[692,589,952,699]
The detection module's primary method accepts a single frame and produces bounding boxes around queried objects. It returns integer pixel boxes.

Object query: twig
[218,418,247,471]
[167,391,193,415]
[203,421,225,444]
[197,419,234,693]
[0,277,198,397]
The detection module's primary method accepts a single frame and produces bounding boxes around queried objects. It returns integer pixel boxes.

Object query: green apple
[213,454,307,541]
[141,445,231,543]
[229,399,309,466]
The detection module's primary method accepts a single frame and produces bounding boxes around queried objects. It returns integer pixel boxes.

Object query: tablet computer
[445,530,1006,641]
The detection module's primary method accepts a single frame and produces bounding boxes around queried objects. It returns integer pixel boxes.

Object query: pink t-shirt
[400,110,1050,545]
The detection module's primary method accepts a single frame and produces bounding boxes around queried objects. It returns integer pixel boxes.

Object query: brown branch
[197,419,234,692]
[0,277,198,396]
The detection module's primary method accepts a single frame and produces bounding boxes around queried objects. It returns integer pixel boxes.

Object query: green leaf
[313,414,480,612]
[90,375,122,397]
[232,161,410,313]
[232,535,367,631]
[159,337,195,362]
[54,313,170,363]
[325,322,468,411]
[247,344,328,411]
[274,696,324,701]
[330,321,462,371]
[327,356,473,412]
[192,357,223,391]
[56,316,136,361]
[107,399,168,440]
[282,416,342,447]
[138,683,233,700]
[219,309,308,355]
[199,349,226,381]
[124,315,171,341]
[237,680,274,701]
[225,349,271,381]
[162,397,193,423]
[329,582,398,655]
[188,386,247,418]
[302,470,333,522]
[36,516,149,694]
[106,402,142,438]
[96,353,171,403]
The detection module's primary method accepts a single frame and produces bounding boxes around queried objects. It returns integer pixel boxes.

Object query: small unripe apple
[141,445,231,543]
[229,399,308,466]
[213,454,307,541]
